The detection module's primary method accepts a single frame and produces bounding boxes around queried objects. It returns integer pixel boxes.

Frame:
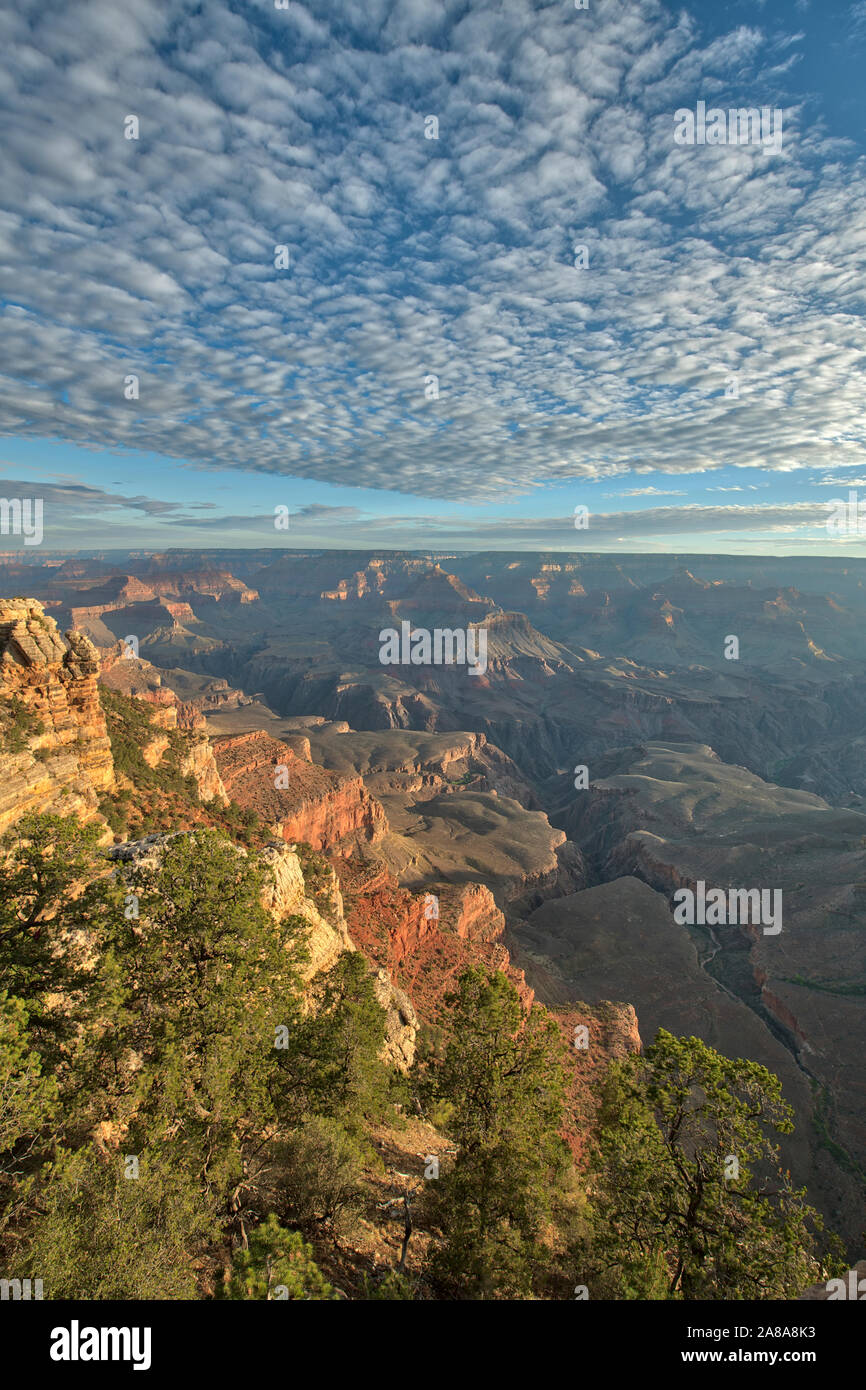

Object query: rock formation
[0,598,114,834]
[338,857,535,1022]
[213,730,387,852]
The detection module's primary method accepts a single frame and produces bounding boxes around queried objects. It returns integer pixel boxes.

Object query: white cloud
[0,0,862,508]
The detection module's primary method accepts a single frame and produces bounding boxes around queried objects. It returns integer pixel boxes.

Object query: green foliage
[99,688,270,845]
[277,950,390,1132]
[420,967,569,1299]
[295,842,338,922]
[0,993,57,1156]
[219,800,263,846]
[0,813,121,1067]
[360,1269,416,1299]
[106,830,307,1204]
[0,697,45,754]
[275,1117,367,1229]
[0,812,415,1297]
[576,1029,842,1299]
[100,687,164,783]
[221,1215,337,1300]
[0,813,416,1298]
[99,687,204,805]
[22,1148,211,1299]
[0,810,846,1304]
[0,993,58,1243]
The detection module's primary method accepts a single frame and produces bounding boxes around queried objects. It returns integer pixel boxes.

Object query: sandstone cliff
[213,730,387,853]
[100,646,206,729]
[0,600,231,837]
[178,736,228,805]
[556,1001,642,1162]
[338,852,641,1153]
[101,647,253,728]
[338,856,534,1023]
[0,598,114,834]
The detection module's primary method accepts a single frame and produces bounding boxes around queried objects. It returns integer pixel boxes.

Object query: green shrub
[276,1117,366,1229]
[0,698,45,754]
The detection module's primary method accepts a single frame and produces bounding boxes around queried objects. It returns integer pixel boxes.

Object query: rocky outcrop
[100,649,228,804]
[0,600,230,833]
[213,730,387,852]
[372,970,418,1072]
[257,840,354,976]
[339,857,534,1022]
[62,569,258,626]
[304,726,539,808]
[262,841,420,1070]
[507,837,587,910]
[101,648,254,731]
[141,570,259,604]
[541,742,866,1248]
[278,774,386,854]
[179,736,228,805]
[0,599,114,834]
[100,647,194,720]
[142,733,170,768]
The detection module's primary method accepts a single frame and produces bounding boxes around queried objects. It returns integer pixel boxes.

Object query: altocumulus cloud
[0,0,864,503]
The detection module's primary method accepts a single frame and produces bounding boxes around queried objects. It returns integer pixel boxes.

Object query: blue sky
[1,0,865,553]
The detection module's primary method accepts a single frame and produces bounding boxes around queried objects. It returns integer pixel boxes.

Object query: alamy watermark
[825,1269,866,1300]
[0,497,43,545]
[826,491,866,537]
[379,621,487,676]
[50,1322,152,1371]
[673,880,782,936]
[674,102,783,155]
[1,1277,43,1299]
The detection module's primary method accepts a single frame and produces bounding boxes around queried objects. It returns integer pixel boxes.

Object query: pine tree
[0,813,121,1068]
[222,1214,338,1300]
[107,830,308,1212]
[422,967,569,1298]
[0,992,58,1251]
[277,950,390,1132]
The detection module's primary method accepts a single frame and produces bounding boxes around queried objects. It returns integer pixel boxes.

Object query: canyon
[1,549,864,1252]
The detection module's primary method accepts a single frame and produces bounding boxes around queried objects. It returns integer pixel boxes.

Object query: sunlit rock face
[0,599,114,834]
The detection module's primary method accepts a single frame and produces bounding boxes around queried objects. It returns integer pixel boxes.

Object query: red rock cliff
[338,856,534,1023]
[213,730,387,853]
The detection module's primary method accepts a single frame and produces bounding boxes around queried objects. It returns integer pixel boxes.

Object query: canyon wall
[0,598,114,834]
[213,730,387,852]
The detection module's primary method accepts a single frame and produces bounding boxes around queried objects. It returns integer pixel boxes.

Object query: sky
[0,0,865,554]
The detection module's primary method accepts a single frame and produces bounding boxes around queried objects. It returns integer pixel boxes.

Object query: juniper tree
[275,950,390,1133]
[0,992,58,1251]
[577,1029,842,1299]
[0,814,121,1068]
[22,1146,212,1300]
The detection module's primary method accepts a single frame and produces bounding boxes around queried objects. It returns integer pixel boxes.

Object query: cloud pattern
[0,0,864,519]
